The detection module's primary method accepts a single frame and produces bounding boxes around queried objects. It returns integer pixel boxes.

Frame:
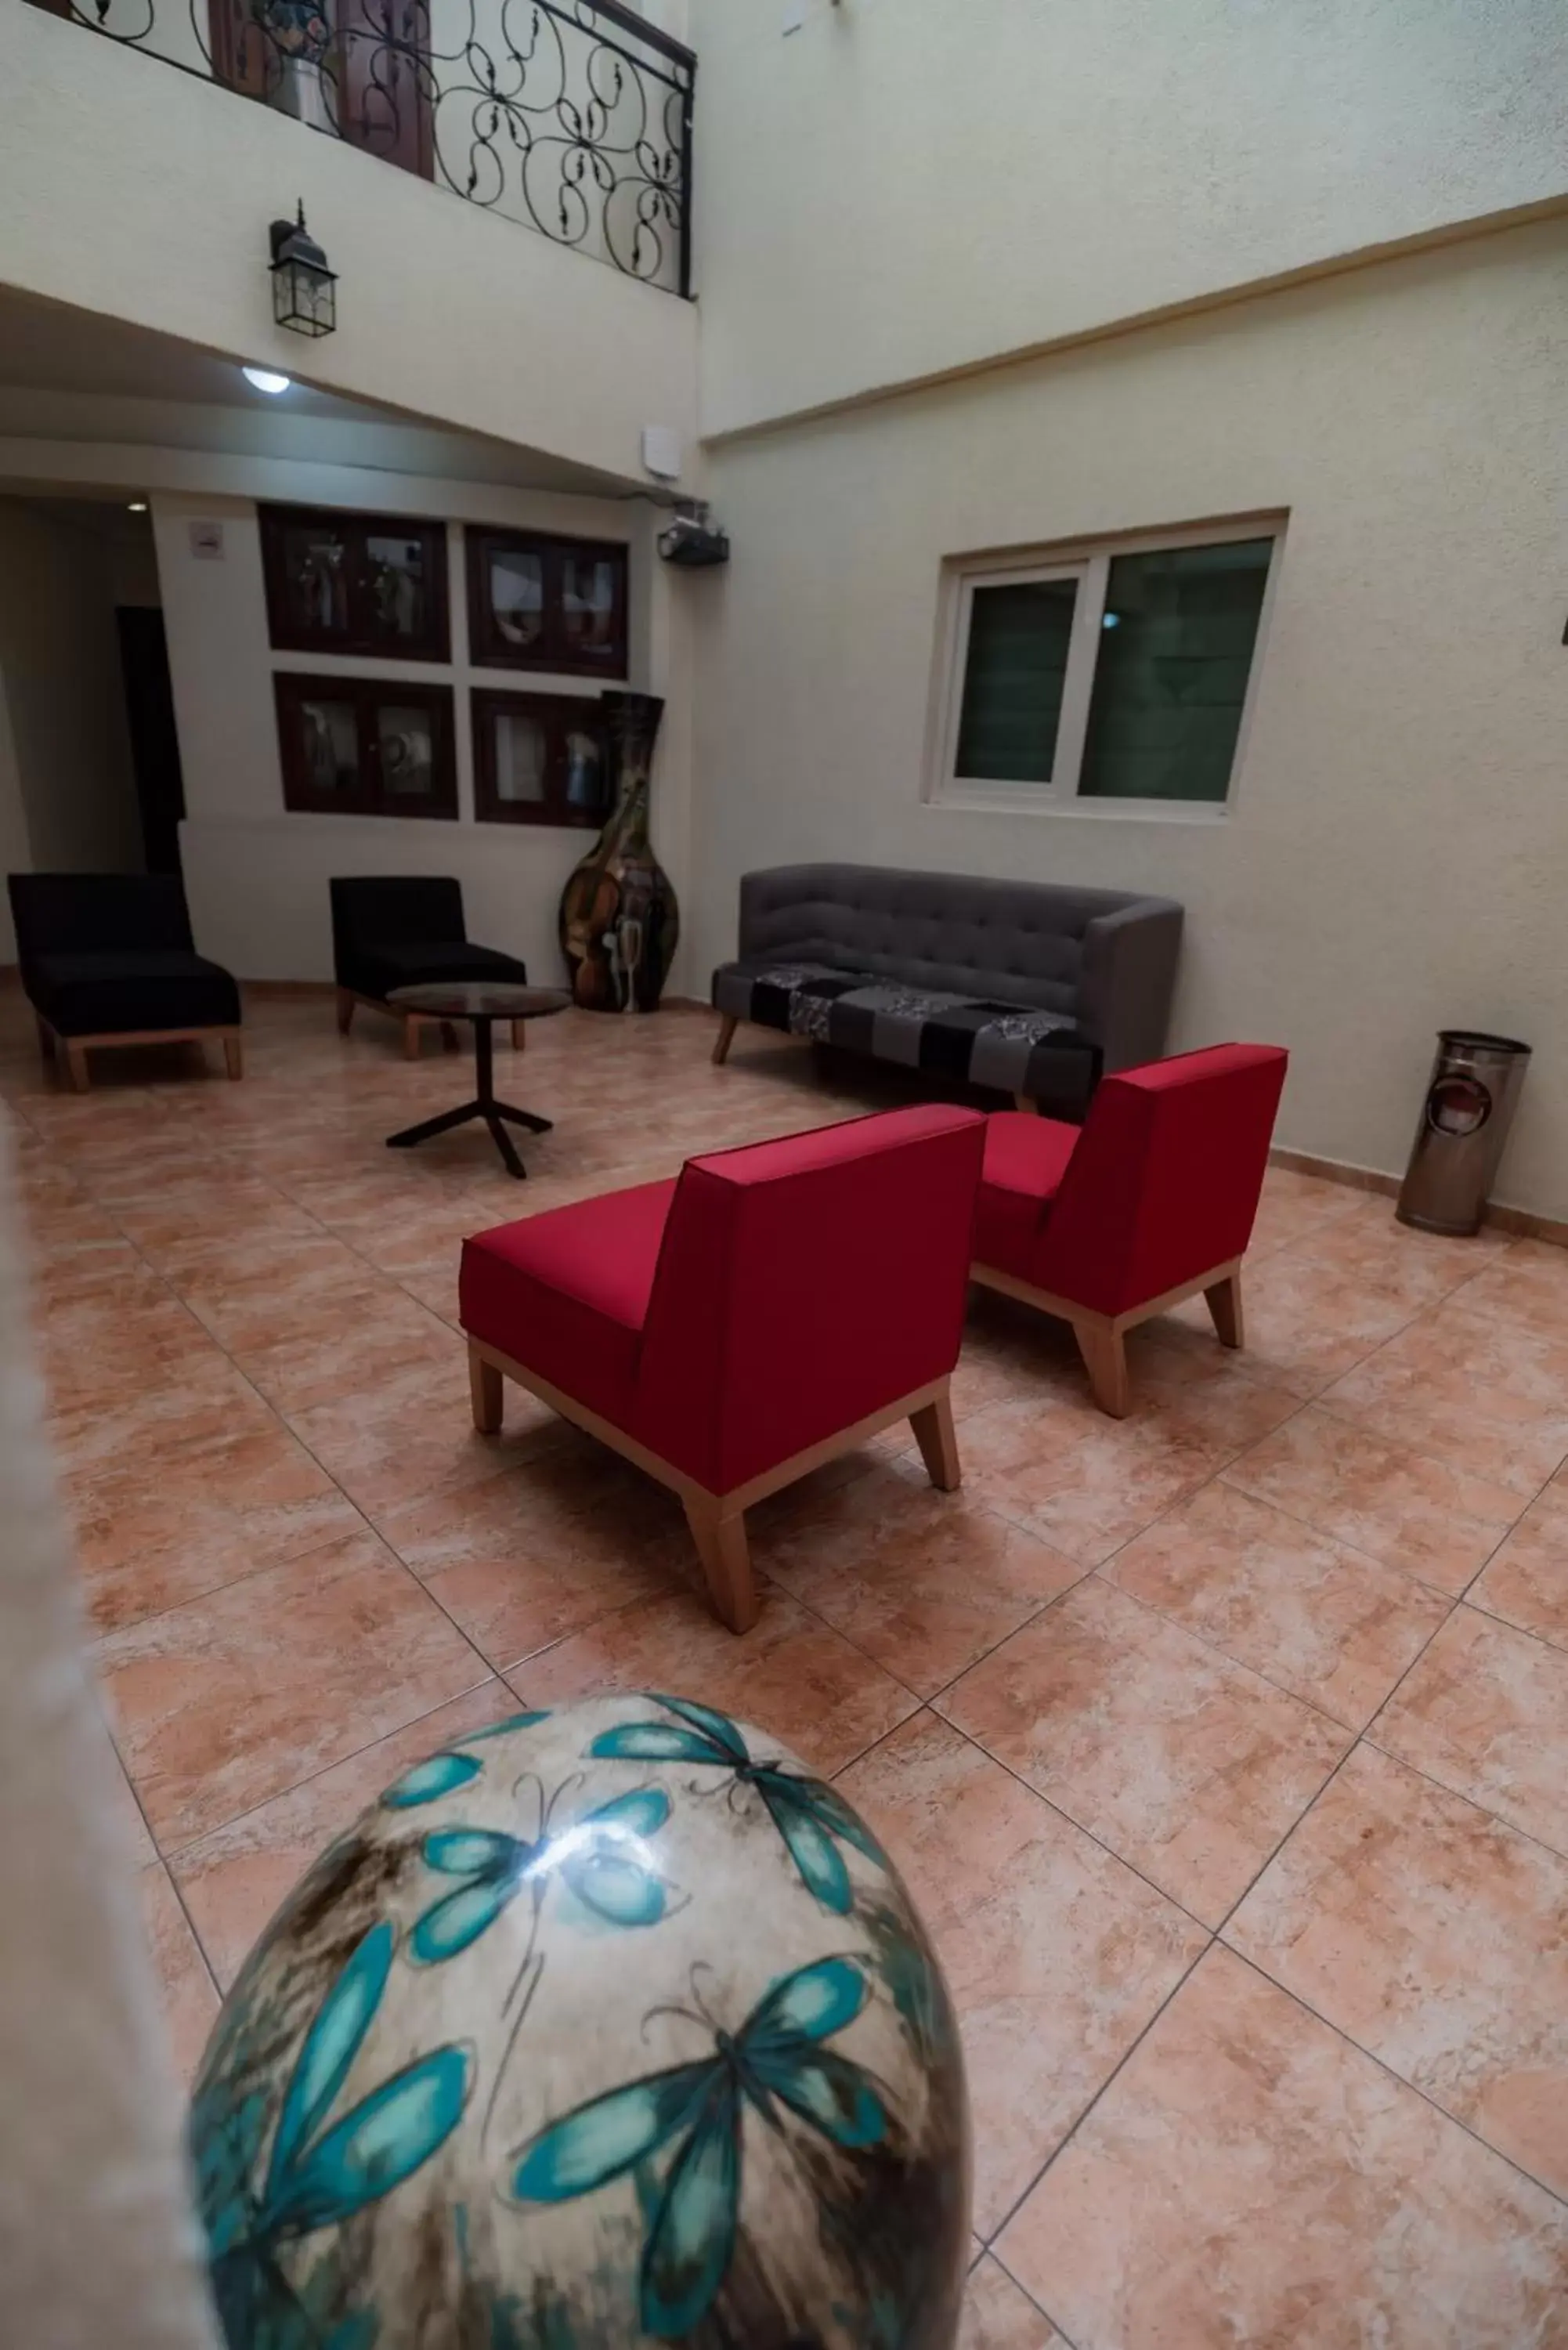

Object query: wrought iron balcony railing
[32,0,695,296]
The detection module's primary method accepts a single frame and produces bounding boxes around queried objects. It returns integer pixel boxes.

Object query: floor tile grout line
[1210,1461,1526,1603]
[859,1364,1568,2243]
[1216,1941,1568,2214]
[1357,1729,1568,1873]
[49,1171,511,1861]
[980,2244,1083,2349]
[157,1853,226,2011]
[840,1699,1220,1943]
[154,1676,526,1876]
[971,1759,1568,2279]
[110,1705,226,2008]
[1461,1584,1568,1658]
[42,1175,1566,1810]
[1079,1553,1431,1742]
[1207,1727,1378,1944]
[940,1390,1412,1741]
[947,1350,1568,1748]
[23,1042,1568,2236]
[976,1924,1218,2254]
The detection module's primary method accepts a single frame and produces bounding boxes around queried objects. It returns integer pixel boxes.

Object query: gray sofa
[710,862,1183,1112]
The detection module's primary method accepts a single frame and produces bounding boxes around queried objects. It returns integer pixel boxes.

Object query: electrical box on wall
[641,425,683,483]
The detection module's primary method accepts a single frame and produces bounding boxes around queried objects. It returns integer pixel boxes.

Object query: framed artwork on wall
[259,504,450,661]
[464,527,628,678]
[471,687,611,828]
[274,673,457,818]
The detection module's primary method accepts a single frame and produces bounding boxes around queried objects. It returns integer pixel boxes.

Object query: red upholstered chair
[460,1104,987,1632]
[973,1043,1288,1417]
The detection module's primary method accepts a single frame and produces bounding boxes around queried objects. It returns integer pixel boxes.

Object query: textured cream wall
[2,5,698,486]
[150,476,697,989]
[691,0,1568,433]
[688,220,1568,1215]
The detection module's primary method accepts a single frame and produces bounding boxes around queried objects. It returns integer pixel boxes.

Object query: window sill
[924,791,1230,826]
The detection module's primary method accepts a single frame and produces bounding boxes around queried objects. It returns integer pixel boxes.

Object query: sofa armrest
[1077,899,1184,1071]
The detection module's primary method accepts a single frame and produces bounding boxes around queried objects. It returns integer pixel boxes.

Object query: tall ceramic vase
[558,692,679,1013]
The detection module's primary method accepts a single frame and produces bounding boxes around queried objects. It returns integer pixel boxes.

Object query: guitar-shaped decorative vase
[558,691,679,1013]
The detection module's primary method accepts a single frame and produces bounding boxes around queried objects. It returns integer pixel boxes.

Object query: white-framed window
[927,517,1284,813]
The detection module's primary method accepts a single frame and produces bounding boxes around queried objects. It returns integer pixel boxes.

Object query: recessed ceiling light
[127,501,148,513]
[241,366,292,395]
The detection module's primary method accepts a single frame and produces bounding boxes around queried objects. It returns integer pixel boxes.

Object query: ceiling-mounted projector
[658,501,730,569]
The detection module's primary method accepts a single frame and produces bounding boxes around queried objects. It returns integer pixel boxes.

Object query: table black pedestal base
[385,1018,552,1177]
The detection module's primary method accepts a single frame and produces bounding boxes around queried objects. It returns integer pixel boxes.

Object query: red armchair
[973,1043,1288,1417]
[460,1104,987,1631]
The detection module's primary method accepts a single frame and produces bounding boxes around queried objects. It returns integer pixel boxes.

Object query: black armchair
[329,877,530,1058]
[8,873,242,1092]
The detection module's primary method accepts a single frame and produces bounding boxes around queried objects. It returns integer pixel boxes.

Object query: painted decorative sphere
[190,1694,970,2350]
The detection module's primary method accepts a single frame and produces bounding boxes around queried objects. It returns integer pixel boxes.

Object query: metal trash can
[1396,1030,1531,1236]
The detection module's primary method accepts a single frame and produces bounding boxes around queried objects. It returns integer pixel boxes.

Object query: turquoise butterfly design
[192,1922,470,2348]
[380,1710,551,1809]
[509,1956,889,2341]
[588,1694,886,1915]
[410,1784,674,1964]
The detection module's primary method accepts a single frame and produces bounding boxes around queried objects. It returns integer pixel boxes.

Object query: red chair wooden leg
[683,1495,759,1632]
[469,1344,504,1434]
[1075,1320,1130,1418]
[909,1389,961,1490]
[1205,1271,1245,1349]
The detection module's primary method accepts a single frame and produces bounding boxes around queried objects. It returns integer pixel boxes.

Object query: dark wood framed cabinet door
[208,0,326,103]
[275,673,457,818]
[471,688,610,828]
[465,528,629,678]
[338,0,434,178]
[260,505,450,661]
[206,0,432,172]
[367,683,457,816]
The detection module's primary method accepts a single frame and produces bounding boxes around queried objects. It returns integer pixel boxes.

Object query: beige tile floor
[9,989,1568,2348]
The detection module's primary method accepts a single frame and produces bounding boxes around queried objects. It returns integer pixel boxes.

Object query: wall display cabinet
[260,504,450,661]
[465,528,628,678]
[275,674,457,818]
[471,688,612,829]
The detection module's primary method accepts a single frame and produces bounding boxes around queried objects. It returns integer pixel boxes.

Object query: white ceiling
[0,285,636,497]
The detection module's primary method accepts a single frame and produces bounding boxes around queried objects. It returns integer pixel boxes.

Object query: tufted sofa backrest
[735,862,1174,1017]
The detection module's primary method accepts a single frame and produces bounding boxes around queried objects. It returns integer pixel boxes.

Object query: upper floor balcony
[23,0,695,298]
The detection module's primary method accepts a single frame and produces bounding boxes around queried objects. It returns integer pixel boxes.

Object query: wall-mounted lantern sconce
[269,203,337,338]
[658,501,730,569]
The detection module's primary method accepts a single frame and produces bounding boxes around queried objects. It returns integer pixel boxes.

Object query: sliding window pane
[954,579,1078,783]
[1078,538,1273,802]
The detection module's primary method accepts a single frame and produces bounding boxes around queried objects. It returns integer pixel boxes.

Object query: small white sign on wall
[189,519,225,559]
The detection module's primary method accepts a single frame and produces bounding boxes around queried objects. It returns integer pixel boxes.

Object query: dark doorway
[115,607,186,877]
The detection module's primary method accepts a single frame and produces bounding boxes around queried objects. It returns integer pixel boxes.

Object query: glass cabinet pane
[956,579,1079,782]
[377,703,435,797]
[1078,538,1273,802]
[562,723,606,815]
[492,710,548,802]
[489,550,545,655]
[280,522,352,639]
[298,696,359,794]
[561,554,617,661]
[363,532,428,646]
